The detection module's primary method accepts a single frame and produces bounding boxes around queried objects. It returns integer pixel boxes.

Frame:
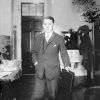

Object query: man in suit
[32,16,71,100]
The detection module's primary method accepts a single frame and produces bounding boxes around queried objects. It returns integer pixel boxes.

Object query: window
[22,3,44,16]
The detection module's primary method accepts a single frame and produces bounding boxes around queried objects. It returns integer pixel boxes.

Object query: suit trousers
[32,76,58,100]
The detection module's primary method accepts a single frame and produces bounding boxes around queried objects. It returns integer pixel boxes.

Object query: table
[0,60,22,100]
[0,68,22,82]
[0,60,22,81]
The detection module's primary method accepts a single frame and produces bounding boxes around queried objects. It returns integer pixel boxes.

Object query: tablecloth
[0,60,22,82]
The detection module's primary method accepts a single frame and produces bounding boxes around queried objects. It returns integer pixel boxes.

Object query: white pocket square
[53,45,56,47]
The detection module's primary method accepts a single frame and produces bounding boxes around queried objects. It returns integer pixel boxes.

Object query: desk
[0,60,22,81]
[0,67,22,82]
[0,60,22,100]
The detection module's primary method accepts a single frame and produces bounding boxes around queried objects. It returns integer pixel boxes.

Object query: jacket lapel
[42,32,56,54]
[46,32,55,48]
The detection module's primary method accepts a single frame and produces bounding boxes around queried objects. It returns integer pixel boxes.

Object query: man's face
[43,19,54,33]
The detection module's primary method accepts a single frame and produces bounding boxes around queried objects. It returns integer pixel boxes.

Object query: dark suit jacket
[79,33,92,71]
[32,32,70,80]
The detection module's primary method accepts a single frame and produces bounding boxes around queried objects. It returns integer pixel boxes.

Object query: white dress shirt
[45,31,53,42]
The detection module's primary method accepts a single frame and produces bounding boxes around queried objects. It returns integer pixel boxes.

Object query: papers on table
[0,71,12,78]
[0,60,18,79]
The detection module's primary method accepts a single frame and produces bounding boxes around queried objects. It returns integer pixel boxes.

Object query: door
[21,3,44,74]
[21,17,42,74]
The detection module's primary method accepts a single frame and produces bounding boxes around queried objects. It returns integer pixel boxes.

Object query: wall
[52,0,88,31]
[0,0,12,36]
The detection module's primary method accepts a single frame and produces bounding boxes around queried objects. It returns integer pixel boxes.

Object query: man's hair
[43,16,55,23]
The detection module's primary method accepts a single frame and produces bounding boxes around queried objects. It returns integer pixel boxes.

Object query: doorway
[21,16,43,74]
[21,3,44,74]
[21,17,42,56]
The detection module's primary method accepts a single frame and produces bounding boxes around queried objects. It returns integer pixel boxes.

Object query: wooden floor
[1,74,73,100]
[1,75,35,100]
[1,74,100,100]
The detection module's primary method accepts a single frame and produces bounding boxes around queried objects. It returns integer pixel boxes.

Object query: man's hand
[34,62,38,66]
[65,66,71,72]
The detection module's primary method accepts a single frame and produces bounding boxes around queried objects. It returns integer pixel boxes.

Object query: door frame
[12,0,47,60]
